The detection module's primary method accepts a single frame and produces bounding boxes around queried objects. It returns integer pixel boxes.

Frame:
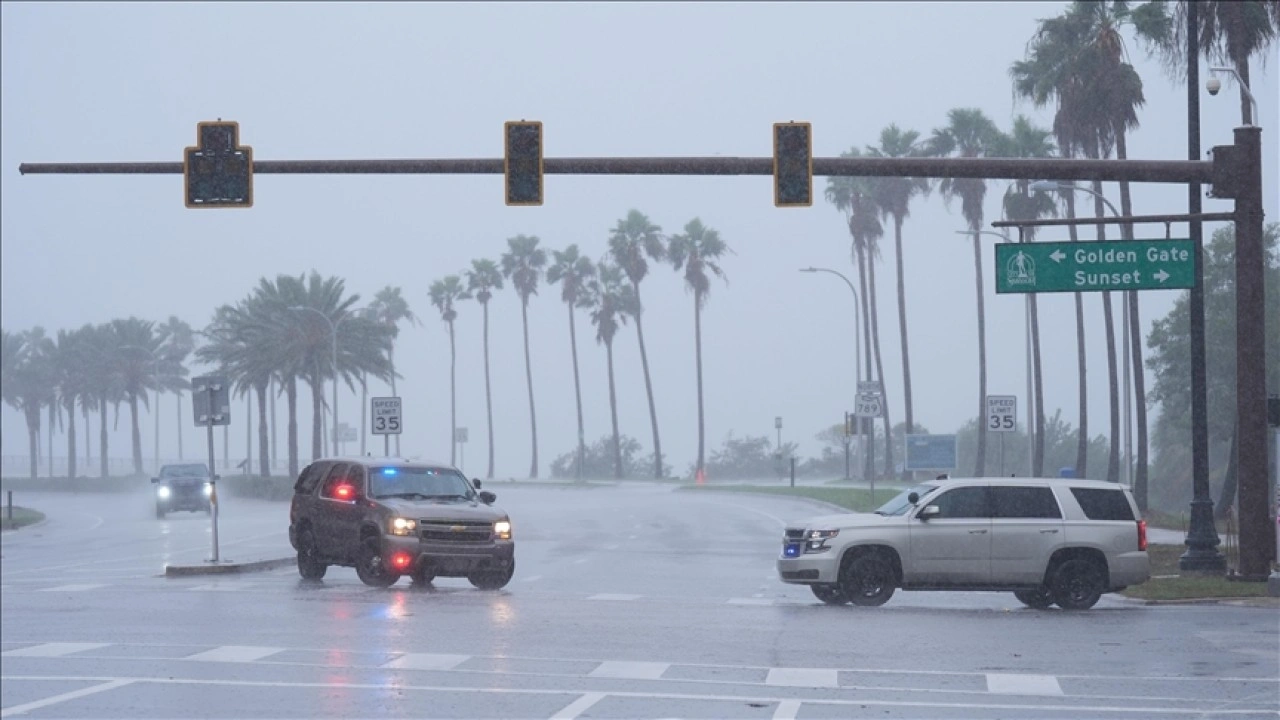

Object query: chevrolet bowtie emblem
[451,525,466,532]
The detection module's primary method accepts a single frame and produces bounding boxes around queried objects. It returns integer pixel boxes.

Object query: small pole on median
[6,490,12,520]
[790,456,795,488]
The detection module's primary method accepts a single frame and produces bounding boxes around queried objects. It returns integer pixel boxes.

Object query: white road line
[588,593,640,601]
[765,668,839,688]
[986,673,1064,696]
[0,679,132,718]
[8,674,1261,716]
[382,653,469,671]
[1,643,109,658]
[184,646,283,663]
[548,692,606,720]
[772,699,801,720]
[188,584,251,592]
[727,598,774,606]
[37,584,107,593]
[589,661,669,680]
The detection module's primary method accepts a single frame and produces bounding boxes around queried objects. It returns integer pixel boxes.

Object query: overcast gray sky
[2,2,1276,478]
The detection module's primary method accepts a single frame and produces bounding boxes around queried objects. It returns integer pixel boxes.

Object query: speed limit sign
[986,395,1016,433]
[371,397,402,435]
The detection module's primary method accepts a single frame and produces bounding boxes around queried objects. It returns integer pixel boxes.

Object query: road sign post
[995,239,1195,294]
[454,427,469,472]
[371,397,402,457]
[987,395,1017,476]
[193,375,230,563]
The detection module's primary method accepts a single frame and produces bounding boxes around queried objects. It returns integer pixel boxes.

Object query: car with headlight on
[777,477,1149,610]
[287,457,515,589]
[151,463,214,518]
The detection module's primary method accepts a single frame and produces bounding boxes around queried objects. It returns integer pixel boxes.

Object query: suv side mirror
[918,505,940,521]
[907,492,919,505]
[479,491,497,505]
[472,478,483,489]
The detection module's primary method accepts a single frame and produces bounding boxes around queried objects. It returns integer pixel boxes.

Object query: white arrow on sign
[1050,249,1066,263]
[1154,269,1170,283]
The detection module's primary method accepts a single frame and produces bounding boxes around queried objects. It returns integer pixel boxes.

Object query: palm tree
[465,259,504,478]
[156,316,194,462]
[589,261,639,479]
[199,302,271,477]
[667,219,730,480]
[81,323,123,477]
[429,275,471,465]
[52,328,93,479]
[867,126,931,480]
[112,317,162,475]
[608,210,668,478]
[244,274,311,477]
[546,245,598,482]
[501,235,548,478]
[826,152,892,480]
[996,116,1059,476]
[929,108,1001,477]
[368,286,419,457]
[7,329,52,478]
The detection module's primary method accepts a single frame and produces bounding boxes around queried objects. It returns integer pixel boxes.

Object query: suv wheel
[296,528,327,580]
[1013,588,1054,609]
[355,537,399,588]
[1050,558,1105,610]
[839,554,896,607]
[468,561,514,591]
[810,584,849,606]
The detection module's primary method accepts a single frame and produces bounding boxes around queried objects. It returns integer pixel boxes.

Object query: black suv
[152,463,214,518]
[288,457,515,589]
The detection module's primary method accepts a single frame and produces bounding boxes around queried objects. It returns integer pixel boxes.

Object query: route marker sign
[995,239,1195,294]
[371,397,402,435]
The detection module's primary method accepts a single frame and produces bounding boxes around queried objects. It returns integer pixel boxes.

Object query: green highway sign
[995,239,1195,294]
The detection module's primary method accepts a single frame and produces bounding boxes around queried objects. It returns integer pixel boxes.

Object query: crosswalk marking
[185,646,283,663]
[772,699,802,720]
[37,584,107,593]
[588,661,669,680]
[549,692,606,720]
[588,593,641,601]
[986,673,1064,696]
[765,668,839,688]
[1,642,109,658]
[382,653,469,671]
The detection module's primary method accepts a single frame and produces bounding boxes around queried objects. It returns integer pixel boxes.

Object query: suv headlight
[202,483,213,497]
[390,517,417,536]
[494,520,512,540]
[806,529,838,552]
[157,486,171,499]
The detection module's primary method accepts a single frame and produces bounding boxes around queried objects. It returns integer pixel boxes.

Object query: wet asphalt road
[2,483,1277,719]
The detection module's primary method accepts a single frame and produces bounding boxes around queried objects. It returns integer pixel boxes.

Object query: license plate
[783,543,801,558]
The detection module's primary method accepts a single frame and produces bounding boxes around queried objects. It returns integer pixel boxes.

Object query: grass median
[678,484,882,513]
[1120,543,1272,601]
[0,506,46,530]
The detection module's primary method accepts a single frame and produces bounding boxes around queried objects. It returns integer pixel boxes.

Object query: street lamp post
[1030,181,1133,487]
[799,267,865,482]
[956,230,1036,478]
[121,344,162,475]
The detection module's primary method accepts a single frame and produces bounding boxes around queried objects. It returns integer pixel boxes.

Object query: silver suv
[776,477,1149,610]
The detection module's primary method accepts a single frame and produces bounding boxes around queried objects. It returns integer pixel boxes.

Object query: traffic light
[773,122,812,207]
[504,120,543,206]
[184,121,252,208]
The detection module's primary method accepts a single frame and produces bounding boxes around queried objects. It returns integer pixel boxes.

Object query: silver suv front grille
[419,520,492,543]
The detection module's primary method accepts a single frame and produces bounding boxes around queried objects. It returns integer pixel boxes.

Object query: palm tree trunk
[893,214,913,481]
[1064,190,1088,477]
[129,393,143,475]
[971,227,988,477]
[286,376,299,478]
[310,372,323,462]
[1030,294,1046,476]
[48,404,56,477]
[449,319,457,466]
[25,406,39,479]
[606,340,622,479]
[389,346,400,457]
[99,395,108,478]
[483,302,494,479]
[269,378,276,471]
[694,291,706,477]
[1092,184,1121,483]
[632,283,662,478]
[83,403,91,470]
[1115,130,1148,508]
[176,394,184,460]
[257,382,270,477]
[66,401,77,479]
[867,248,893,479]
[360,372,367,457]
[568,304,586,482]
[521,300,538,478]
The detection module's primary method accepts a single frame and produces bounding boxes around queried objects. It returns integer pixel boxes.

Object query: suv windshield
[874,484,938,516]
[369,467,475,501]
[160,464,209,478]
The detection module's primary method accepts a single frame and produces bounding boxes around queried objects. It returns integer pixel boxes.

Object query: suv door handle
[969,529,988,534]
[1040,529,1060,534]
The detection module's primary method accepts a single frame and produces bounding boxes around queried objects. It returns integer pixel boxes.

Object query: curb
[1117,594,1280,607]
[0,516,50,534]
[165,556,295,577]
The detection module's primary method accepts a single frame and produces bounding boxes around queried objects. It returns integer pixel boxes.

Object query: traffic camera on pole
[773,122,812,207]
[184,121,253,208]
[504,120,543,206]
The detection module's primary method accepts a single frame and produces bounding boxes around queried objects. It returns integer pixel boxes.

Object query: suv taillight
[1137,519,1148,551]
